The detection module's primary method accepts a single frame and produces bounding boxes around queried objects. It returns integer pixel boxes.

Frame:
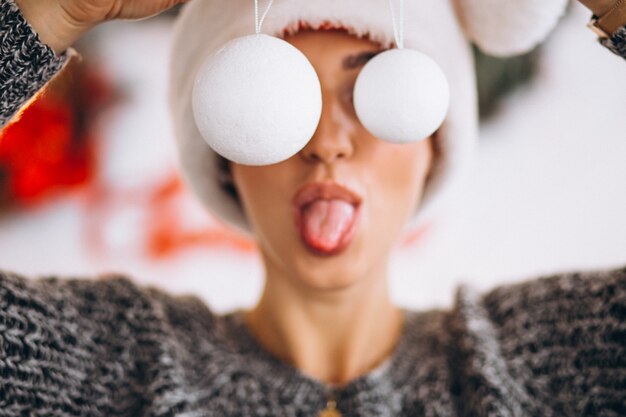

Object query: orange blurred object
[146,176,257,258]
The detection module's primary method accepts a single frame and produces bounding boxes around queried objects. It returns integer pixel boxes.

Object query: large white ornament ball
[192,34,322,166]
[353,48,450,144]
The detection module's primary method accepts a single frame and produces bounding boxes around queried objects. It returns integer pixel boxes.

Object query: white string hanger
[255,0,275,34]
[353,0,450,144]
[388,0,405,49]
[191,0,322,166]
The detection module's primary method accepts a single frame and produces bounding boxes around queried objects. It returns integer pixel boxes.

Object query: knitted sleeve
[0,0,69,128]
[601,25,626,60]
[0,271,195,416]
[451,265,626,416]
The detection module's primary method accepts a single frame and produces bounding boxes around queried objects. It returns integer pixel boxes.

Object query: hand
[15,0,190,54]
[578,0,620,16]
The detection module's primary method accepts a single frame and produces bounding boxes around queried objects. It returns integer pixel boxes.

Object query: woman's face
[231,30,434,290]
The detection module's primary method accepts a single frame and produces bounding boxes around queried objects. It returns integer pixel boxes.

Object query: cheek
[231,164,297,231]
[365,141,432,220]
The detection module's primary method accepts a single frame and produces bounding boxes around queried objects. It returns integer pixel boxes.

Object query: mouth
[292,181,363,256]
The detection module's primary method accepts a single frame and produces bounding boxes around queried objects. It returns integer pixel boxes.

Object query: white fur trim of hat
[169,0,567,236]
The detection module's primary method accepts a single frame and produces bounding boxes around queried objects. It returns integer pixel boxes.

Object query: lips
[293,182,362,208]
[292,182,362,256]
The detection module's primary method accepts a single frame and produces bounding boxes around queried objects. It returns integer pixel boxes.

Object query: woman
[1,0,625,416]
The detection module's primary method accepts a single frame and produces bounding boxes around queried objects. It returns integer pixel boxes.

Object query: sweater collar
[220,308,421,402]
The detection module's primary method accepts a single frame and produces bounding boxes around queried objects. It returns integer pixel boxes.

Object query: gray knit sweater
[0,0,68,126]
[1,1,626,415]
[1,266,625,417]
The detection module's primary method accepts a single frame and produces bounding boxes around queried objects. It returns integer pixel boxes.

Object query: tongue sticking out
[300,199,357,254]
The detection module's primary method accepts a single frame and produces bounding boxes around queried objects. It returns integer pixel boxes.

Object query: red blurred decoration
[0,96,93,205]
[0,60,113,208]
[401,222,432,247]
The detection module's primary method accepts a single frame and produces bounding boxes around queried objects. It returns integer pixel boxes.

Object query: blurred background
[0,2,624,313]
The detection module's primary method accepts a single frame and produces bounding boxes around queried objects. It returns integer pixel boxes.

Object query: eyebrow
[342,51,382,70]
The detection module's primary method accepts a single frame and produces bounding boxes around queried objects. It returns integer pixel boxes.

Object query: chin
[288,239,373,292]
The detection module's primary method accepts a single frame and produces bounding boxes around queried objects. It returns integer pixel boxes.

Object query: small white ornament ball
[192,34,322,166]
[353,48,450,144]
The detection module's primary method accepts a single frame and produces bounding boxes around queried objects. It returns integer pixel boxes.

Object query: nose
[299,95,355,165]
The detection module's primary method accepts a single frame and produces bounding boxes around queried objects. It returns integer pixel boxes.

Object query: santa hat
[169,0,567,235]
